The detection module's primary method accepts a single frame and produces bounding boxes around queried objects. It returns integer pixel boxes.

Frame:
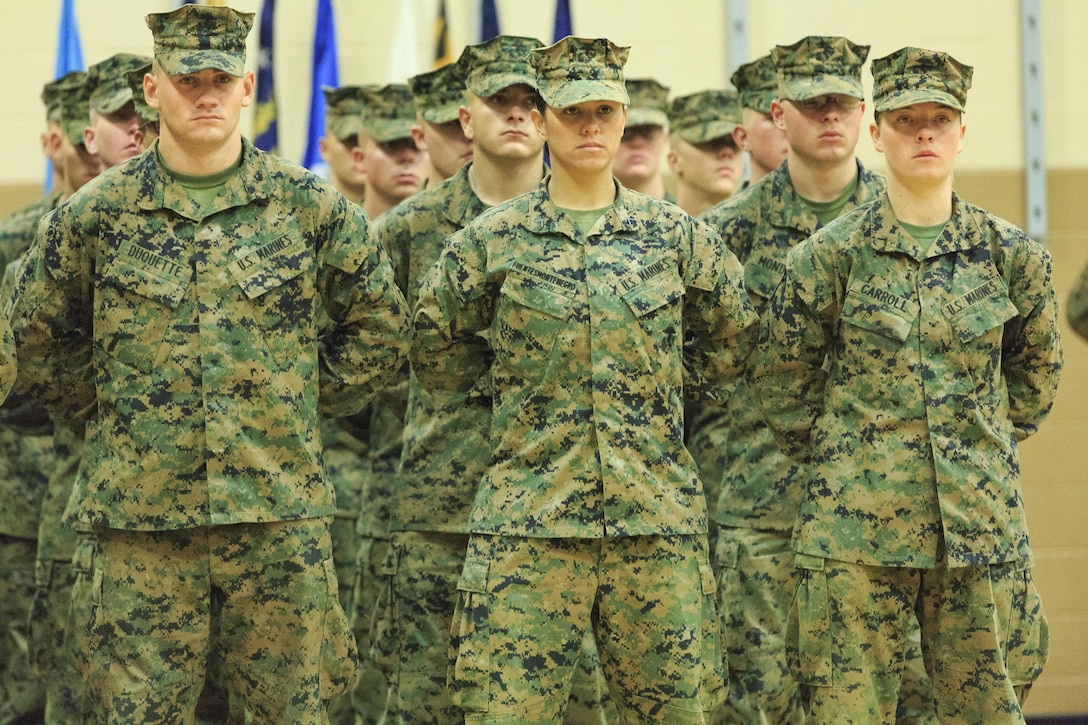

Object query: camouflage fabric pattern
[58,71,93,147]
[71,519,356,723]
[350,536,391,725]
[375,164,491,534]
[749,192,1063,568]
[710,528,804,724]
[456,35,543,99]
[88,52,152,114]
[623,78,670,127]
[871,46,973,113]
[408,62,467,124]
[0,536,45,722]
[772,35,869,101]
[449,534,723,722]
[127,62,159,127]
[359,84,416,143]
[10,138,411,531]
[411,179,757,538]
[322,85,367,142]
[693,160,885,532]
[528,37,630,108]
[1066,257,1088,341]
[43,71,86,123]
[667,89,741,144]
[790,556,1047,724]
[146,4,253,77]
[730,54,778,113]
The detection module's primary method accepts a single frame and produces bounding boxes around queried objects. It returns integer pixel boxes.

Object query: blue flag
[553,0,572,42]
[302,0,339,171]
[48,0,84,191]
[253,0,278,154]
[479,0,500,42]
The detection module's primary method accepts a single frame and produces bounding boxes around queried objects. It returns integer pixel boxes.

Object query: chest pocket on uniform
[841,286,919,344]
[493,271,573,383]
[622,265,685,378]
[743,258,784,308]
[231,237,314,366]
[946,284,1018,343]
[97,254,190,373]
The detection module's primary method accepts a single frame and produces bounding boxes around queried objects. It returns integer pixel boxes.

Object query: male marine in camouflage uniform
[728,54,788,186]
[407,61,474,186]
[84,53,151,169]
[613,78,671,200]
[691,36,891,724]
[666,89,745,217]
[9,5,410,722]
[319,85,369,205]
[749,47,1062,724]
[412,37,757,723]
[356,84,426,221]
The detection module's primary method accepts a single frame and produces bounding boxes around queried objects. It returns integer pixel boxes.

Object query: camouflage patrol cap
[146,4,253,77]
[528,36,630,108]
[126,62,158,127]
[457,35,543,98]
[359,84,416,143]
[408,63,467,124]
[730,54,778,113]
[624,78,670,127]
[88,53,153,114]
[57,72,93,147]
[772,35,869,101]
[667,89,741,144]
[322,85,367,142]
[42,70,85,123]
[871,46,973,113]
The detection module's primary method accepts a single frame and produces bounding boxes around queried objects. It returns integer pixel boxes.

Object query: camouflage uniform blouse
[1066,257,1088,341]
[749,192,1063,568]
[11,139,410,531]
[374,162,492,534]
[412,179,758,538]
[693,160,884,531]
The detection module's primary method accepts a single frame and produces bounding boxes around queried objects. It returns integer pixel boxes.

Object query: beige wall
[1,0,1086,717]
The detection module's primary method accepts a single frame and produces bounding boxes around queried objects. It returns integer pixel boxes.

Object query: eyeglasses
[622,125,663,141]
[789,95,862,113]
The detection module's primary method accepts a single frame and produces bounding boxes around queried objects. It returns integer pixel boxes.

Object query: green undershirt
[159,148,242,211]
[802,173,859,226]
[900,219,948,254]
[558,206,611,236]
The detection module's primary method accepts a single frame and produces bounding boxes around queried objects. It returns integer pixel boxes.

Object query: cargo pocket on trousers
[448,555,490,713]
[698,558,728,711]
[67,536,107,699]
[786,553,832,687]
[319,557,360,701]
[714,537,745,671]
[1005,561,1049,687]
[371,543,399,681]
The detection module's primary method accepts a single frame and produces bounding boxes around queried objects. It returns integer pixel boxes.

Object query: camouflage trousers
[711,528,938,724]
[788,555,1047,725]
[71,518,357,724]
[371,530,618,724]
[0,534,46,724]
[328,514,363,725]
[29,554,88,724]
[350,535,392,725]
[450,534,725,724]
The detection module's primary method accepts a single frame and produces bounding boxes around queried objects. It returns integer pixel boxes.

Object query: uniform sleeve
[0,313,16,401]
[8,207,96,422]
[747,240,837,462]
[1002,240,1063,440]
[681,218,758,402]
[1066,256,1088,342]
[410,227,493,394]
[318,199,411,417]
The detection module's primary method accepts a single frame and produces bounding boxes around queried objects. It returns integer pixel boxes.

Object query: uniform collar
[526,175,641,241]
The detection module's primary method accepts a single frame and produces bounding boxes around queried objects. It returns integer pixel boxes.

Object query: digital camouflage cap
[359,84,416,143]
[772,35,869,101]
[322,85,367,142]
[88,53,153,115]
[624,78,670,128]
[146,4,253,77]
[528,36,630,109]
[871,46,972,113]
[57,72,93,147]
[127,62,158,127]
[457,35,543,98]
[42,70,85,123]
[408,62,467,124]
[667,89,741,144]
[730,54,778,113]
